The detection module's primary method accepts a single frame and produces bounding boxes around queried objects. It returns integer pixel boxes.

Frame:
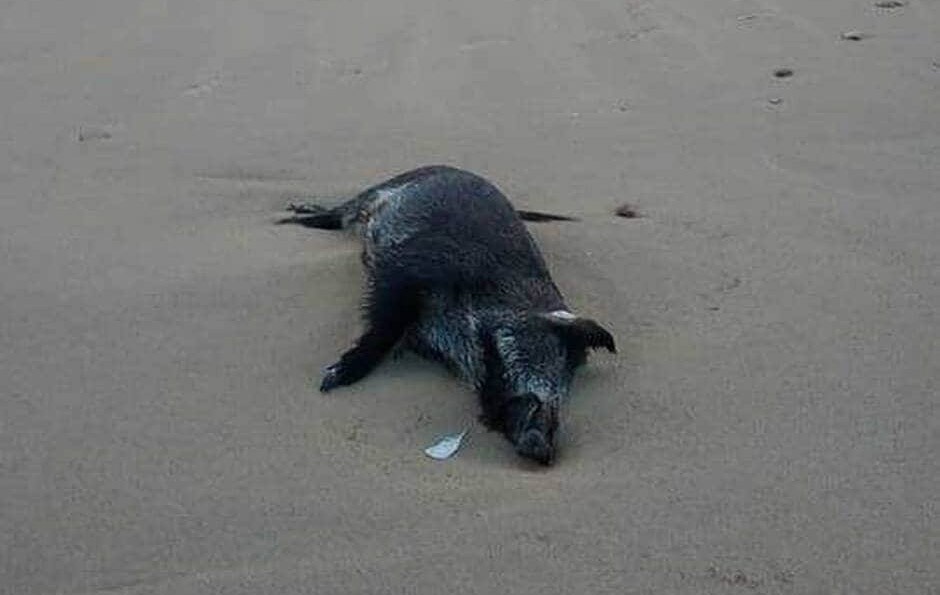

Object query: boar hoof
[319,364,344,393]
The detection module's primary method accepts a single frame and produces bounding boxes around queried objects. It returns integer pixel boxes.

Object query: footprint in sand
[76,124,118,142]
[182,74,222,98]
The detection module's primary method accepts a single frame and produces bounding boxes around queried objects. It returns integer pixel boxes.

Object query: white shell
[424,431,467,460]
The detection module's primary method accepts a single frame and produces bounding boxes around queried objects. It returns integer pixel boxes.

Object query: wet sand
[2,0,938,593]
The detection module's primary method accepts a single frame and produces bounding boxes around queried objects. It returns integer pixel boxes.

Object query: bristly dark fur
[281,165,615,466]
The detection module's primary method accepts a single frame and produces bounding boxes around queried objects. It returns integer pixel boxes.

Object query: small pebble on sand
[840,31,870,41]
[615,204,640,218]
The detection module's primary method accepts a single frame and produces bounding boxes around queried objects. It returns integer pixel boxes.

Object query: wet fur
[280,165,614,465]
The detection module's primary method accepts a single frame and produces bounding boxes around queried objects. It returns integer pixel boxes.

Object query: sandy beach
[2,0,938,593]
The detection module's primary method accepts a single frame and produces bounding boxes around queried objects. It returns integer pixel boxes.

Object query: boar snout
[505,395,559,466]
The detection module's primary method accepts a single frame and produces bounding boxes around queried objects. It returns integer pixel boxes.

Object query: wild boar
[281,165,615,465]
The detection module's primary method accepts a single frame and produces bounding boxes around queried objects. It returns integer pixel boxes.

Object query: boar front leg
[320,274,420,392]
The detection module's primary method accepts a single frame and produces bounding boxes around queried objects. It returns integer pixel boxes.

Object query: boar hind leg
[278,202,344,230]
[320,275,420,392]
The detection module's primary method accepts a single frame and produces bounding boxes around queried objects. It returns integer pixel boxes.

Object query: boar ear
[541,311,617,353]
